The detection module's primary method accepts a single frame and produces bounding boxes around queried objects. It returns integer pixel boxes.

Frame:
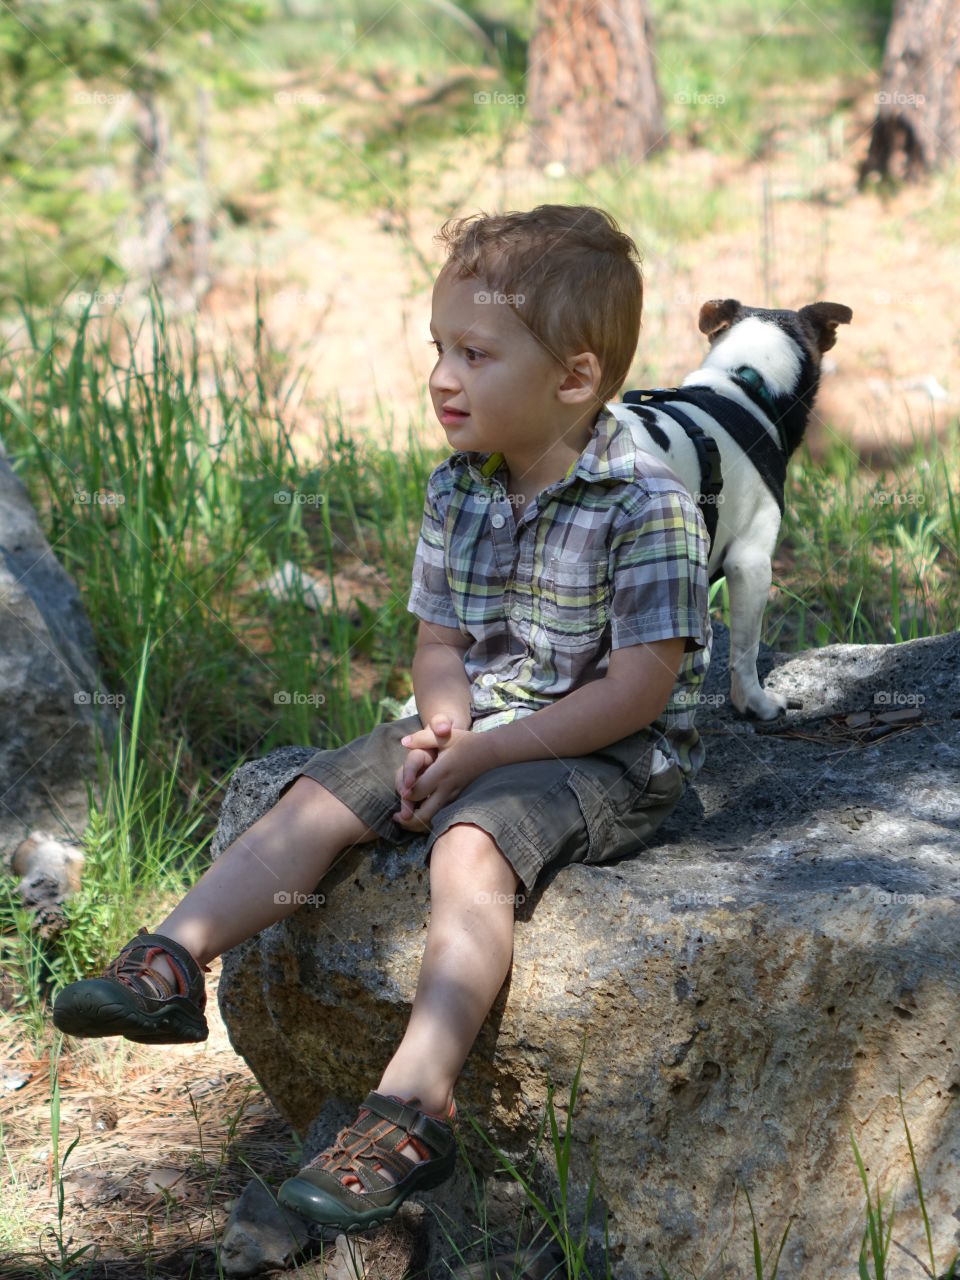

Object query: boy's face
[428,269,575,465]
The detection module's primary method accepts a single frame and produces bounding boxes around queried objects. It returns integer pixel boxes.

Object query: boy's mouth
[440,405,469,424]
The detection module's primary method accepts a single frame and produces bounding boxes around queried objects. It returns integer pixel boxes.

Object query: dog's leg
[722,540,789,719]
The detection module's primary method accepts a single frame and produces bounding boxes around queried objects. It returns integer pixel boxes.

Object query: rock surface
[215,622,960,1279]
[0,454,117,860]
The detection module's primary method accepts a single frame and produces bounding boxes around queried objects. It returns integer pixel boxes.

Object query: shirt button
[481,673,497,687]
[510,605,524,621]
[491,513,506,529]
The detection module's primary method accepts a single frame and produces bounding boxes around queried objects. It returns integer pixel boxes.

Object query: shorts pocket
[538,558,611,653]
[564,766,614,863]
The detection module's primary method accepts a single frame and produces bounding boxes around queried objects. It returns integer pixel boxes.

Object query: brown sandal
[52,928,209,1043]
[277,1091,457,1231]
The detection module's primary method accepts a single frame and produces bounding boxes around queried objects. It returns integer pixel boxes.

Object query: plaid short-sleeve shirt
[406,406,713,782]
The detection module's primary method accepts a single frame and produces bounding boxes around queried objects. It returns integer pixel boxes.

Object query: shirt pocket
[537,557,612,652]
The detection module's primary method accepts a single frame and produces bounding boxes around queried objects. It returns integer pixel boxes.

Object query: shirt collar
[445,406,636,491]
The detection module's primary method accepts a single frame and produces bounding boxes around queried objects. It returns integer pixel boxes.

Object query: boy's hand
[393,746,437,825]
[392,715,490,832]
[400,713,456,753]
[391,712,455,829]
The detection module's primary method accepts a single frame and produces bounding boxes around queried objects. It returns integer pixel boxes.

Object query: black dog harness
[622,369,788,556]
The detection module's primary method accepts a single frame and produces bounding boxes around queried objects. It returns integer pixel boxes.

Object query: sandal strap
[359,1091,456,1153]
[104,928,208,1009]
[304,1091,456,1192]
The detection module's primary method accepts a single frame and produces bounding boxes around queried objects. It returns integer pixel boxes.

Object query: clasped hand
[392,714,488,833]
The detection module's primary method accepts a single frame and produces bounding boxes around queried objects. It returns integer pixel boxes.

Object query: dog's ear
[698,299,741,342]
[800,302,853,353]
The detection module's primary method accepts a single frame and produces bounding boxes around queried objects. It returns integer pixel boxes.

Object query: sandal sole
[52,980,208,1044]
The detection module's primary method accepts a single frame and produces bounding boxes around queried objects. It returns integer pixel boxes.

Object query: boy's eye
[427,339,484,362]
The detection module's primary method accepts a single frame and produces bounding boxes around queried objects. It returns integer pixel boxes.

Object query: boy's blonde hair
[435,204,642,405]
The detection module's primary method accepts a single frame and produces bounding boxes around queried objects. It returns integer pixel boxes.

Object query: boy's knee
[431,821,520,885]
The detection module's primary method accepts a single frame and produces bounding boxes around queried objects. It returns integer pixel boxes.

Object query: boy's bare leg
[377,821,520,1123]
[150,777,383,978]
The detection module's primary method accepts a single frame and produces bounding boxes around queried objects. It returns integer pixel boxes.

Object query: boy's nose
[429,358,460,395]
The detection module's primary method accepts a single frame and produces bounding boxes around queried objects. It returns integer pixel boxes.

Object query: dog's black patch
[623,405,671,453]
[735,310,821,458]
[653,387,787,514]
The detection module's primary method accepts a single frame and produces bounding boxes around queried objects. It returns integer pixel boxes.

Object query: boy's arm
[405,464,474,731]
[412,620,473,732]
[470,482,710,770]
[475,636,685,770]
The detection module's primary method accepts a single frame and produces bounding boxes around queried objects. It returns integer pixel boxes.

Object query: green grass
[772,424,960,648]
[0,289,437,993]
[651,0,893,155]
[1,290,431,796]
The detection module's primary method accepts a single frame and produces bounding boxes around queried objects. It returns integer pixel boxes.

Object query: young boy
[53,203,712,1232]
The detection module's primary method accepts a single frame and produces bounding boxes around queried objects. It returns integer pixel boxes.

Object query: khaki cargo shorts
[278,714,685,893]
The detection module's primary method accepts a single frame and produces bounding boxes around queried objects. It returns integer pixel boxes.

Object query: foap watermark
[274,890,326,907]
[74,90,133,107]
[875,91,925,107]
[274,490,326,506]
[475,491,526,505]
[695,492,726,508]
[474,290,524,306]
[874,690,925,708]
[474,890,525,906]
[675,90,726,108]
[76,290,125,307]
[274,690,326,706]
[874,891,924,906]
[873,490,924,507]
[673,888,722,907]
[74,490,125,506]
[74,689,125,707]
[274,90,326,107]
[474,91,526,106]
[675,690,726,708]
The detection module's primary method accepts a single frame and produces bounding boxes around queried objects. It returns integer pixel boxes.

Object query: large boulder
[0,453,117,859]
[215,622,960,1279]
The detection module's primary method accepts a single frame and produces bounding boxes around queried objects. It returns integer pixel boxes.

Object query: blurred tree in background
[526,0,665,174]
[860,0,960,182]
[0,0,266,307]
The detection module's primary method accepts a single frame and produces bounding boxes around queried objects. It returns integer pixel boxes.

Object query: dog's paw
[731,686,791,720]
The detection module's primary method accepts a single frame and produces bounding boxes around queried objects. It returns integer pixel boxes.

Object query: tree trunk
[193,82,212,297]
[134,87,172,279]
[526,0,665,175]
[860,0,960,182]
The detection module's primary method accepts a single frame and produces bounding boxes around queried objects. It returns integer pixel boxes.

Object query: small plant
[464,1036,604,1280]
[897,1074,959,1280]
[40,1038,98,1279]
[851,1127,896,1280]
[741,1184,793,1280]
[655,1182,791,1280]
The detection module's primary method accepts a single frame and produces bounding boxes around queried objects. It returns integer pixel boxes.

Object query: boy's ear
[556,351,603,403]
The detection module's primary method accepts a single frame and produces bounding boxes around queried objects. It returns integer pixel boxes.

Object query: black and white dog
[608,298,853,721]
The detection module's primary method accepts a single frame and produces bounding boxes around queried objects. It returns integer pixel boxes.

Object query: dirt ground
[0,960,303,1278]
